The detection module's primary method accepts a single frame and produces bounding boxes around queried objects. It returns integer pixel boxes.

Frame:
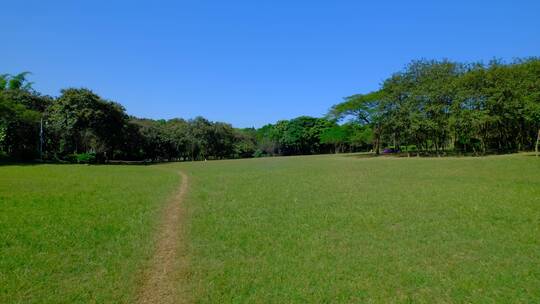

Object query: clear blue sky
[2,1,539,127]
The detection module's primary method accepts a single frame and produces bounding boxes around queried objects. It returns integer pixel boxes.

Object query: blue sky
[2,1,539,127]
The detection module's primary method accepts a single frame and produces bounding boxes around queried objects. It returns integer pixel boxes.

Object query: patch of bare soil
[137,171,188,304]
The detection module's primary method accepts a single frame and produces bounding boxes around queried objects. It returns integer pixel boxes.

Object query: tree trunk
[534,129,540,157]
[374,126,381,155]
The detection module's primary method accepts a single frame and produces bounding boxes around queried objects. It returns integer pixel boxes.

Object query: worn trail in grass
[137,171,188,304]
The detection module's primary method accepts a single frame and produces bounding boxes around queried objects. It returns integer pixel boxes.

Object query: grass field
[0,164,179,303]
[180,154,540,303]
[1,154,540,303]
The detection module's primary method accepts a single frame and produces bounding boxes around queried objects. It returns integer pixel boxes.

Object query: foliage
[329,58,540,155]
[0,87,46,159]
[72,152,97,163]
[47,88,128,159]
[2,58,539,161]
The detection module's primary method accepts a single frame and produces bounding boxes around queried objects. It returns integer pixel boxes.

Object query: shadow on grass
[341,151,538,159]
[0,161,42,167]
[0,159,164,167]
[341,152,380,158]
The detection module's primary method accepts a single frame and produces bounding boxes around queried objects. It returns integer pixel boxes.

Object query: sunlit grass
[0,164,179,303]
[2,154,539,303]
[179,154,540,303]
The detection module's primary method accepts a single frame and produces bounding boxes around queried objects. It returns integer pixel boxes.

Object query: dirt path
[137,171,188,304]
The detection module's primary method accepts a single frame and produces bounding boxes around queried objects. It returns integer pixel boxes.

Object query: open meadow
[1,154,540,303]
[180,154,540,303]
[0,164,179,303]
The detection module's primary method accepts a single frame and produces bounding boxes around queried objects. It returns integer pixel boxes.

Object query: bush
[65,152,96,164]
[76,152,96,164]
[400,145,418,152]
[253,149,267,158]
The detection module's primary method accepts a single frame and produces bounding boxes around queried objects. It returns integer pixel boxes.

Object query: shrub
[76,152,96,164]
[253,149,267,158]
[65,152,97,164]
[400,145,418,152]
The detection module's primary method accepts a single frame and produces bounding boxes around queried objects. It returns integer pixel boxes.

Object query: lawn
[1,154,539,303]
[179,154,540,303]
[0,164,179,303]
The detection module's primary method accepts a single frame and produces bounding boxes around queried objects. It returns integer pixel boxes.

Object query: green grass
[0,164,179,303]
[179,154,540,303]
[2,155,539,303]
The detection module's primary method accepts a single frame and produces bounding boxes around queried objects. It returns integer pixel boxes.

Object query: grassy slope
[0,164,179,303]
[180,154,540,303]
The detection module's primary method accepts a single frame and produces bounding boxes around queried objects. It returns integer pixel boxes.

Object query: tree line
[1,58,539,162]
[0,76,371,162]
[329,58,540,156]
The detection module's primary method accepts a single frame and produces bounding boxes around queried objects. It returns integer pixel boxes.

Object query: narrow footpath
[138,171,188,304]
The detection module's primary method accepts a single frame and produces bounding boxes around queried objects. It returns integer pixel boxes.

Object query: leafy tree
[255,123,280,156]
[0,73,48,159]
[328,91,383,153]
[8,72,34,91]
[0,94,40,157]
[234,128,257,158]
[3,58,539,162]
[270,116,334,155]
[320,125,347,153]
[48,88,128,160]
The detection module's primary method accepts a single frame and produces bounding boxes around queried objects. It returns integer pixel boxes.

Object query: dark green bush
[76,152,96,164]
[253,149,267,158]
[65,152,96,164]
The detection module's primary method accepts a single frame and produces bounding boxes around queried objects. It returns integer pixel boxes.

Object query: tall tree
[48,88,128,160]
[328,91,383,153]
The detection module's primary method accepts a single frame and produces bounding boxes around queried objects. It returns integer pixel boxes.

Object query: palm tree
[0,74,9,90]
[8,72,33,90]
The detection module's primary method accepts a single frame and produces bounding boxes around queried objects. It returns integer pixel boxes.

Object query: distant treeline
[329,58,540,156]
[1,58,539,162]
